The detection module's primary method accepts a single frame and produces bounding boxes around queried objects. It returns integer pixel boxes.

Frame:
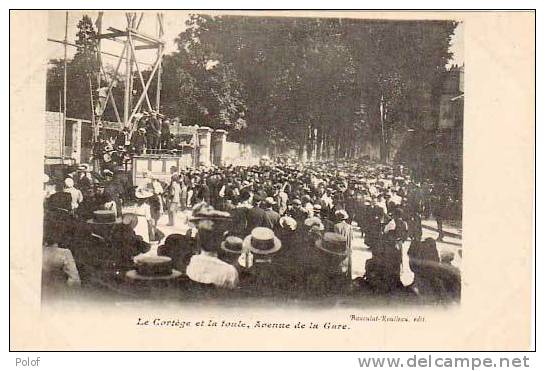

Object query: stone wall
[44,111,63,157]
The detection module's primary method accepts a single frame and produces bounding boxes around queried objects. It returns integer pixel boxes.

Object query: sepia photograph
[9,9,534,351]
[41,11,463,307]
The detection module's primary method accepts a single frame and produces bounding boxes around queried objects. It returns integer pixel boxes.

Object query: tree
[145,14,248,132]
[46,15,105,121]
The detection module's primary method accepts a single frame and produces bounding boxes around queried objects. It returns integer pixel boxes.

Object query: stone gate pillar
[196,126,212,166]
[211,129,227,166]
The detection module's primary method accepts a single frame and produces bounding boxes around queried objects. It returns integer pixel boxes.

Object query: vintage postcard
[9,10,534,350]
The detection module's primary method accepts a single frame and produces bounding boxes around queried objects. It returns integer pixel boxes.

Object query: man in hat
[186,221,239,289]
[307,232,349,295]
[240,227,284,295]
[218,235,245,268]
[431,183,450,241]
[64,177,83,212]
[230,189,253,238]
[333,209,353,276]
[75,164,93,193]
[46,182,72,213]
[194,176,211,205]
[247,196,267,232]
[274,216,303,286]
[263,197,281,231]
[343,186,358,222]
[146,111,162,150]
[131,127,147,155]
[160,118,171,150]
[362,197,384,250]
[287,198,307,227]
[102,169,123,217]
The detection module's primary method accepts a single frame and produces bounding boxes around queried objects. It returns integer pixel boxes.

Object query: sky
[47,11,190,66]
[47,10,464,69]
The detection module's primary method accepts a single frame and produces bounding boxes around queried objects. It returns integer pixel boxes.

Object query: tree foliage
[46,14,457,161]
[46,15,123,121]
[161,15,456,159]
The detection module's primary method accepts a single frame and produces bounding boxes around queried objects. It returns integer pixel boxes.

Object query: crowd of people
[42,158,461,305]
[93,111,189,173]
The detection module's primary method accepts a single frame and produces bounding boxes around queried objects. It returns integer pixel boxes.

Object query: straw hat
[279,216,297,231]
[242,227,282,255]
[135,187,154,199]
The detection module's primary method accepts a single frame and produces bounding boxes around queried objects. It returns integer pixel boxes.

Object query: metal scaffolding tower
[48,11,165,137]
[95,12,165,131]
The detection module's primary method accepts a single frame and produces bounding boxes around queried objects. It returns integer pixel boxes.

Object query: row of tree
[46,14,457,162]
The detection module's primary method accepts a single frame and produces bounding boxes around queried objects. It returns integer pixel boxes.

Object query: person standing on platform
[131,128,147,155]
[147,111,161,151]
[160,118,171,150]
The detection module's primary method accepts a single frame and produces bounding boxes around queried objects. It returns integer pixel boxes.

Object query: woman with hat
[185,219,239,290]
[109,213,151,272]
[124,187,155,243]
[42,231,81,298]
[157,231,195,274]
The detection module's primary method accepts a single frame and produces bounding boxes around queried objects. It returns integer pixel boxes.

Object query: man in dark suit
[146,111,161,150]
[46,183,72,212]
[131,128,147,155]
[160,118,171,149]
[263,197,281,232]
[247,199,267,232]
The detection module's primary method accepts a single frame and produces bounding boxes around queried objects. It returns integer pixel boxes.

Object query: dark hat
[220,236,244,254]
[335,209,349,221]
[122,213,139,229]
[189,209,232,222]
[87,210,121,225]
[315,232,348,256]
[126,255,182,281]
